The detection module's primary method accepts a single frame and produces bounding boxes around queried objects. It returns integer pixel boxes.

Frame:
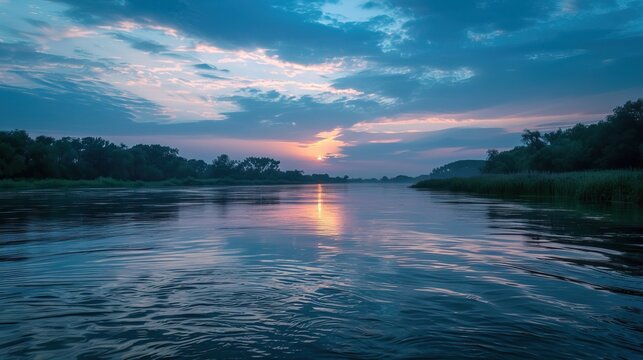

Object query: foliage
[412,170,643,205]
[484,99,643,173]
[0,131,350,184]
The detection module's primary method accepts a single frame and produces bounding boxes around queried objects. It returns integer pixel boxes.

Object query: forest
[0,131,348,183]
[484,99,643,173]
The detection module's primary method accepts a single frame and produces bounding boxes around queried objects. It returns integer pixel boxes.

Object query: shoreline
[0,177,353,190]
[411,170,643,205]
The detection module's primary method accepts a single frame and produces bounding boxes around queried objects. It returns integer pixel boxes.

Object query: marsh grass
[412,170,643,205]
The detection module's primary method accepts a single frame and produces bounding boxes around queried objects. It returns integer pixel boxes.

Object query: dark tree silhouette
[484,99,643,173]
[0,132,351,183]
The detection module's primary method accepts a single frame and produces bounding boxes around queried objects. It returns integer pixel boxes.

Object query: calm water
[0,184,641,359]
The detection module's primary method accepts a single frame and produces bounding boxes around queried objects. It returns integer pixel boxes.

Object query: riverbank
[0,177,350,190]
[411,170,643,205]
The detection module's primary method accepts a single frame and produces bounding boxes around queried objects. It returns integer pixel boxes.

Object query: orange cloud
[303,128,350,161]
[350,112,604,134]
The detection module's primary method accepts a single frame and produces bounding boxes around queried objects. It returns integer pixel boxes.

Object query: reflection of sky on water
[0,184,641,359]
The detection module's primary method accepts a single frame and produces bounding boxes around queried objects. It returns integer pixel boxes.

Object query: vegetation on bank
[0,130,356,184]
[484,99,642,173]
[0,130,437,188]
[0,177,356,190]
[412,170,643,204]
[413,99,643,205]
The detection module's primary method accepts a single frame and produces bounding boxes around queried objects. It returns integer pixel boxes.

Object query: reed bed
[412,170,643,205]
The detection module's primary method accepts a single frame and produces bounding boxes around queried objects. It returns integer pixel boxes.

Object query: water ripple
[0,184,641,359]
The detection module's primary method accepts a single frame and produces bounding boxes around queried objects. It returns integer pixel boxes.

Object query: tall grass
[411,170,643,205]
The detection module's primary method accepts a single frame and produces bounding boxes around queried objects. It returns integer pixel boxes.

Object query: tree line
[484,99,643,173]
[0,131,349,183]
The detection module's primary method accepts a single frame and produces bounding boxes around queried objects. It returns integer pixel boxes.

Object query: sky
[0,0,642,177]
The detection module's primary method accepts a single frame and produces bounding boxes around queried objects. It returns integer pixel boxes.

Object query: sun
[317,155,324,161]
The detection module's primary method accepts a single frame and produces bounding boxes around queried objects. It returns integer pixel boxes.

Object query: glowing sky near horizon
[0,0,642,176]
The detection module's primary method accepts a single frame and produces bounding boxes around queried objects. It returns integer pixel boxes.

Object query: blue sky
[0,0,641,176]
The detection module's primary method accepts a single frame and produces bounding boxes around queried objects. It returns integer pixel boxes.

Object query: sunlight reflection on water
[0,184,641,359]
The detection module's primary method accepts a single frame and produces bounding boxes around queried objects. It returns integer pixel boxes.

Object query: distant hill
[429,160,486,179]
[379,174,431,183]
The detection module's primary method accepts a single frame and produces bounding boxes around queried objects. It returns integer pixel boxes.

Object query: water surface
[1,184,641,359]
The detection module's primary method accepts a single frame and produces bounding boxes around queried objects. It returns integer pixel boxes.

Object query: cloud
[336,127,521,175]
[52,0,384,63]
[214,89,382,140]
[112,33,168,54]
[193,63,228,72]
[0,42,170,129]
[0,41,107,69]
[0,82,168,133]
[348,111,609,134]
[199,73,227,80]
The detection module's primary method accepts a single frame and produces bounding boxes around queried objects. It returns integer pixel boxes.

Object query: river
[0,184,641,359]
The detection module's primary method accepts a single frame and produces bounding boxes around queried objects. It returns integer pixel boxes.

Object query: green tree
[521,130,544,150]
[239,157,280,178]
[485,99,643,173]
[0,130,30,178]
[211,154,238,178]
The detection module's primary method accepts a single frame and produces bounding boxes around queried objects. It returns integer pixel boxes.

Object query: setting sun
[317,155,324,161]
